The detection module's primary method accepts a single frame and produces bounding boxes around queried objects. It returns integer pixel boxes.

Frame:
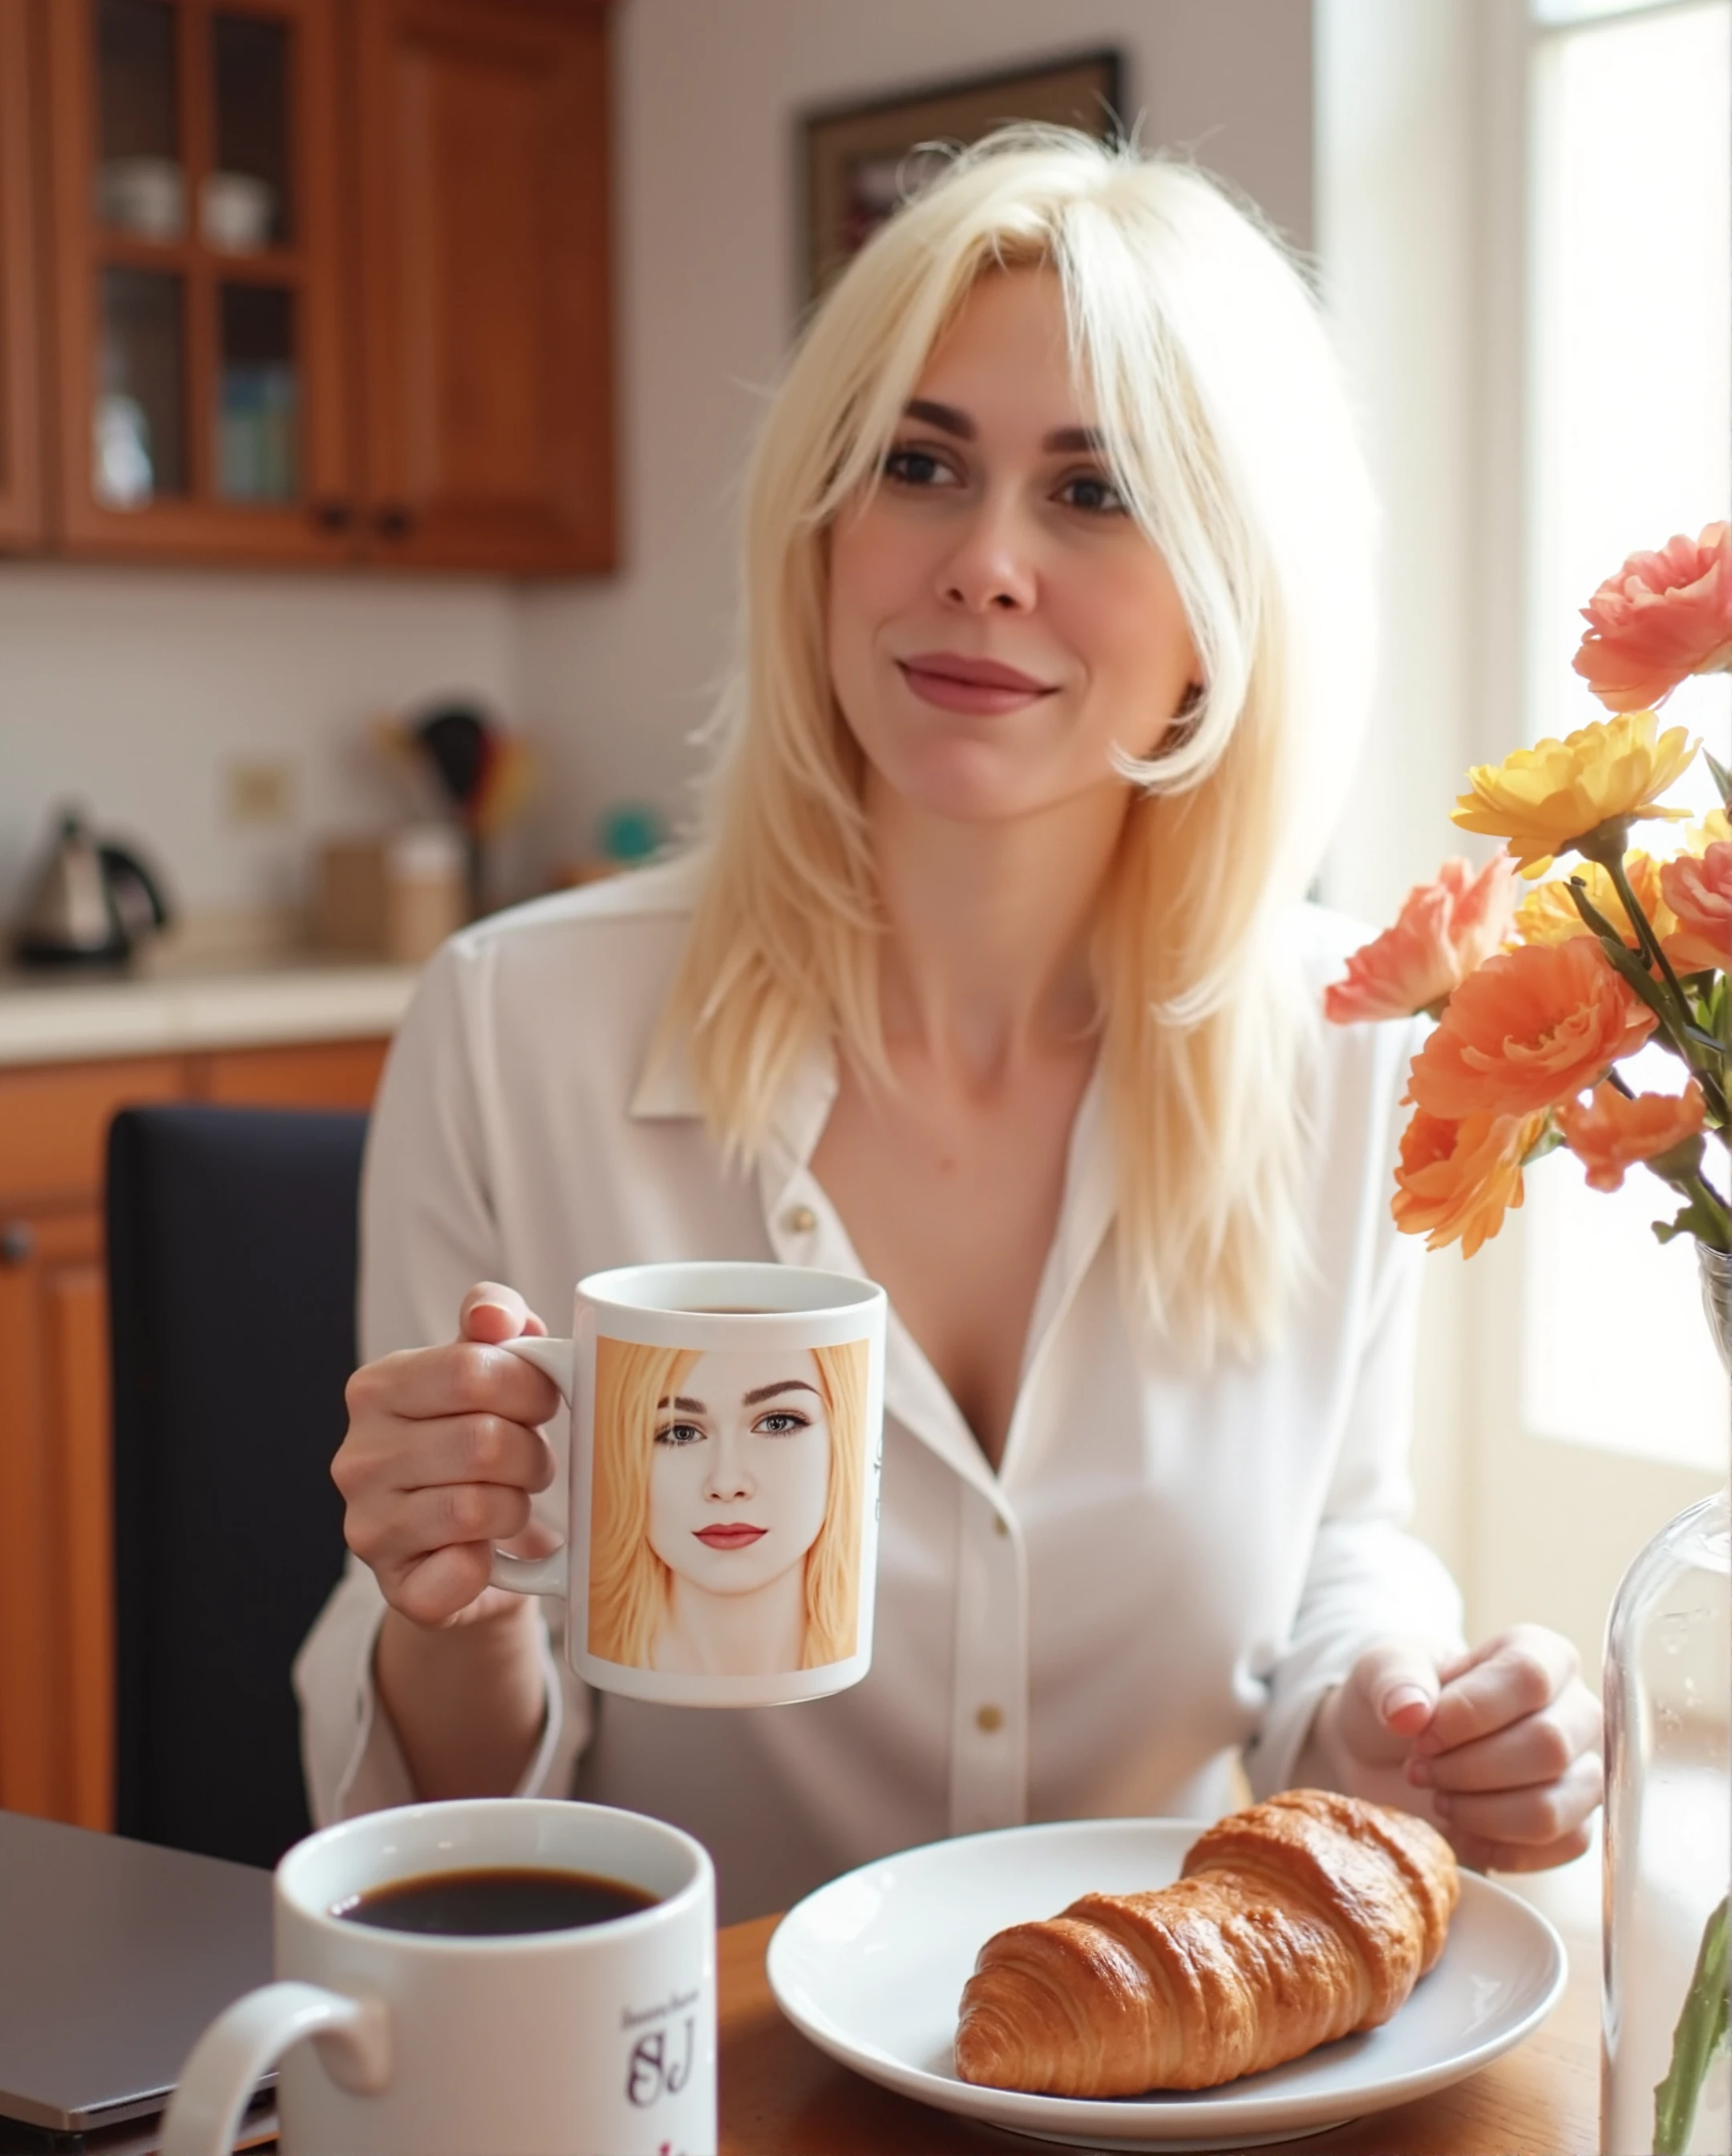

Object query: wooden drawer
[0,1057,183,1206]
[0,1206,110,1824]
[194,1039,389,1110]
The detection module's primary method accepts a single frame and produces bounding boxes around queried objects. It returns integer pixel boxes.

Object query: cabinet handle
[312,499,354,533]
[374,505,415,540]
[0,1220,34,1266]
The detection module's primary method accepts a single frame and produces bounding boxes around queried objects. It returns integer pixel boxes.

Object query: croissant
[954,1789,1459,2096]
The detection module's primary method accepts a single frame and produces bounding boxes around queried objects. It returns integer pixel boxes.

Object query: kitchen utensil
[198,171,277,253]
[11,809,172,968]
[316,826,467,960]
[95,156,186,241]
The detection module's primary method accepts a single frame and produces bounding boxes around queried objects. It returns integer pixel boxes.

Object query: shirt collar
[628,1013,839,1180]
[626,1029,699,1121]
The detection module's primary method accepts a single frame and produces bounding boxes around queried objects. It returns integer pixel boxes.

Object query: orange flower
[1660,840,1732,973]
[1325,856,1519,1023]
[1406,937,1657,1121]
[1556,1080,1706,1194]
[1391,1108,1548,1257]
[1572,522,1732,711]
[1512,853,1675,949]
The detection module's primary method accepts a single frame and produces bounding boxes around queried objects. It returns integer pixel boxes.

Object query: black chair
[106,1104,365,1869]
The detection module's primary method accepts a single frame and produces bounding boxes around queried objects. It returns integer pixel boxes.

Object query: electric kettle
[11,808,173,968]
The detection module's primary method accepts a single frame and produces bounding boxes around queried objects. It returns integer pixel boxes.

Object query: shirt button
[975,1704,1005,1734]
[783,1204,817,1234]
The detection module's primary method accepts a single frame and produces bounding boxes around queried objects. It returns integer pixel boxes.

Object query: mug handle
[160,1981,392,2156]
[488,1334,575,1598]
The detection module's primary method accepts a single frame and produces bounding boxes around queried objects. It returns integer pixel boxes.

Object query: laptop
[0,1810,275,2153]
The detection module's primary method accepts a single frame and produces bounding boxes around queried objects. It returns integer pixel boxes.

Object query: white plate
[767,1817,1567,2151]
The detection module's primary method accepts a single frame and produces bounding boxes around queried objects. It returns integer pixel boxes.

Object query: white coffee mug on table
[494,1262,888,1708]
[160,1797,715,2156]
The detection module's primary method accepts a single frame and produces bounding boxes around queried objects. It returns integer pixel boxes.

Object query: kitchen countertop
[0,943,421,1067]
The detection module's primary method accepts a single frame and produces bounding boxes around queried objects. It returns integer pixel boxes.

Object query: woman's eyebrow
[902,397,973,439]
[743,1380,821,1406]
[1044,424,1105,454]
[658,1395,706,1412]
[899,401,1104,457]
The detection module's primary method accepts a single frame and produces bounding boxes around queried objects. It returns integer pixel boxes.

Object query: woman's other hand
[1317,1625,1604,1870]
[334,1282,562,1631]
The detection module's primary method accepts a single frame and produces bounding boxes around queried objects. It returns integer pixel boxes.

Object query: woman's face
[825,265,1200,827]
[646,1347,832,1596]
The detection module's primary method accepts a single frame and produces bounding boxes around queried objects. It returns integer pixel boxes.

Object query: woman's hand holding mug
[335,1263,888,1720]
[333,1282,563,1632]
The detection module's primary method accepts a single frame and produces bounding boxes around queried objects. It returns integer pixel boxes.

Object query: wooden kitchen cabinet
[354,0,615,572]
[0,1036,386,1830]
[43,0,360,565]
[27,0,614,574]
[0,0,45,548]
[195,1034,388,1104]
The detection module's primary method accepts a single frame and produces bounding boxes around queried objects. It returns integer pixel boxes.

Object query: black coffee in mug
[333,1866,656,1937]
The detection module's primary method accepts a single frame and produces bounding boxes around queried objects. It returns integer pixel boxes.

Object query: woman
[590,1339,868,1675]
[301,129,1600,1923]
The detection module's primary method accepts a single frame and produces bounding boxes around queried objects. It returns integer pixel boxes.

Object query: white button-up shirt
[294,859,1463,1922]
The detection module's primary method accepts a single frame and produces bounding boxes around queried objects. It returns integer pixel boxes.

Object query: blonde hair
[588,1336,869,1668]
[660,128,1378,1362]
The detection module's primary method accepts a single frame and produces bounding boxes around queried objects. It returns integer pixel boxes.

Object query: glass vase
[1600,1246,1731,2156]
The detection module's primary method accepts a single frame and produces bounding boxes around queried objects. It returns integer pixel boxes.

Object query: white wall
[516,0,1316,873]
[1312,0,1514,1595]
[0,565,519,923]
[0,0,1313,930]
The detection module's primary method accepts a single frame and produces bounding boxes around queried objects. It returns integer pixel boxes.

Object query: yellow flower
[1513,853,1676,948]
[1687,806,1731,854]
[1451,711,1697,876]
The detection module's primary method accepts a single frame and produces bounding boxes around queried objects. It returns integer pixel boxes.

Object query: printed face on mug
[593,1339,869,1677]
[490,1262,887,1709]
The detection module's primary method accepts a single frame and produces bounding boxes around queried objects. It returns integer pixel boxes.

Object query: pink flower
[1556,1080,1706,1194]
[1572,523,1732,711]
[1661,840,1732,973]
[1324,856,1520,1024]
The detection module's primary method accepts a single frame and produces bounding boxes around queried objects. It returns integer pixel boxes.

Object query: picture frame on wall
[800,49,1125,303]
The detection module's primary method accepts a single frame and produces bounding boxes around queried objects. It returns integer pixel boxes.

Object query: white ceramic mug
[494,1262,887,1708]
[198,169,277,252]
[160,1798,715,2156]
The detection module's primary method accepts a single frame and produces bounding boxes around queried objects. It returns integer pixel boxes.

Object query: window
[1520,0,1731,1469]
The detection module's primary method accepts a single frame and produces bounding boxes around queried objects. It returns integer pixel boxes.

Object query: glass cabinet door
[95,262,186,504]
[48,0,349,559]
[208,10,293,251]
[216,278,296,500]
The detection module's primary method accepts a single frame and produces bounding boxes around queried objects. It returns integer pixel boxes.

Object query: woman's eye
[881,445,957,490]
[654,1422,706,1447]
[753,1412,810,1437]
[1058,470,1127,516]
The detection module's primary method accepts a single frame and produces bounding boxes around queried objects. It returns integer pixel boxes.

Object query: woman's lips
[896,652,1056,716]
[693,1523,768,1550]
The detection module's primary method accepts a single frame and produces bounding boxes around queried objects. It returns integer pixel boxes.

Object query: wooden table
[717,1912,1599,2154]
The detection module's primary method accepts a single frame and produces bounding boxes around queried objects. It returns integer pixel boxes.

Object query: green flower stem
[1600,854,1732,1126]
[1602,853,1697,1021]
[1637,1155,1732,1250]
[1653,1894,1729,2156]
[1683,1170,1732,1248]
